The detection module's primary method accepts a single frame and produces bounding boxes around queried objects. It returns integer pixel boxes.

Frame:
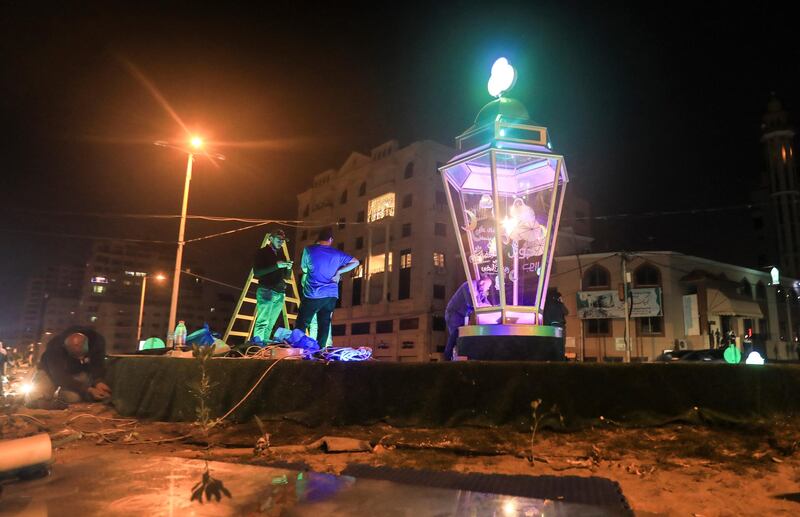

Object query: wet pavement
[1,451,623,516]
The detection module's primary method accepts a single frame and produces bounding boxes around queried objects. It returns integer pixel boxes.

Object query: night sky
[1,2,798,333]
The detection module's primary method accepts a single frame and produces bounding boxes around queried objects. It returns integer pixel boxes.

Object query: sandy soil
[3,368,800,516]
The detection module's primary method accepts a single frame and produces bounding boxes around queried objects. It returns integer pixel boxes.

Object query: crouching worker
[25,327,111,409]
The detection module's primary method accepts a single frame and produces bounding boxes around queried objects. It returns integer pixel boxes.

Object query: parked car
[654,349,693,362]
[655,348,733,363]
[677,348,729,363]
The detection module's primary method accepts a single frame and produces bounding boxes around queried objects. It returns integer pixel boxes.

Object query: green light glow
[724,345,741,364]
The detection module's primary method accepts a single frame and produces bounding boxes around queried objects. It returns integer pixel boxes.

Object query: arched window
[340,190,348,204]
[404,162,414,179]
[633,263,664,337]
[740,278,752,298]
[633,264,661,287]
[583,265,610,289]
[358,182,366,197]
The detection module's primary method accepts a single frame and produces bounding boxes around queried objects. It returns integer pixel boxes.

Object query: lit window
[368,253,393,276]
[92,285,106,294]
[401,250,412,269]
[353,264,365,278]
[368,193,395,222]
[433,252,445,268]
[90,316,98,322]
[782,145,787,162]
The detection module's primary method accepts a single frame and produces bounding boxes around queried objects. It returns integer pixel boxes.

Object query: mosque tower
[759,94,799,277]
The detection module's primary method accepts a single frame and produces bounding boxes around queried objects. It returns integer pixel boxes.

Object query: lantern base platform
[457,324,565,361]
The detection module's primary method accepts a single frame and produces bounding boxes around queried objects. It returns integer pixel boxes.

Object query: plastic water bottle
[174,321,187,347]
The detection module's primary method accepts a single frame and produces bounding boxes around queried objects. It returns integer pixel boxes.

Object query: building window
[356,210,365,223]
[585,319,610,336]
[584,265,610,289]
[435,191,447,210]
[433,252,445,268]
[332,324,347,336]
[338,217,346,229]
[340,190,348,204]
[638,316,663,336]
[92,285,106,294]
[434,223,447,237]
[368,193,395,222]
[401,223,412,237]
[756,282,767,300]
[633,264,660,287]
[358,182,366,196]
[432,315,446,331]
[632,263,663,335]
[759,318,769,339]
[401,341,415,349]
[402,194,413,208]
[351,322,371,335]
[399,317,419,330]
[740,278,752,298]
[404,162,414,179]
[400,249,412,269]
[368,253,393,276]
[376,320,393,333]
[355,236,364,250]
[433,284,446,299]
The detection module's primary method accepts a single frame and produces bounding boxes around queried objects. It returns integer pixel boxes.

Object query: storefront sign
[576,288,662,319]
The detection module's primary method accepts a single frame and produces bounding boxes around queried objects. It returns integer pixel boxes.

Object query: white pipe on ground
[0,433,52,473]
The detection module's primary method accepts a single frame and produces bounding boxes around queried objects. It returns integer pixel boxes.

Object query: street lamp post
[137,273,166,343]
[154,138,224,344]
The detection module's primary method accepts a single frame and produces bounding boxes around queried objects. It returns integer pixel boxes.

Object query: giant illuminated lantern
[439,58,568,354]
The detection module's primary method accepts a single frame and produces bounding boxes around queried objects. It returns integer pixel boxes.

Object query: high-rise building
[79,241,234,353]
[18,264,84,352]
[18,241,234,354]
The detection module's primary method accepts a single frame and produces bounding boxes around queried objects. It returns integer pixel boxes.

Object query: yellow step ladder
[223,232,301,344]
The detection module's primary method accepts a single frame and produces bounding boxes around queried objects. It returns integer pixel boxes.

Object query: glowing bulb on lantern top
[487,57,516,98]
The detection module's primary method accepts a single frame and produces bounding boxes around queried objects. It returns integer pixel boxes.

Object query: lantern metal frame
[440,111,569,334]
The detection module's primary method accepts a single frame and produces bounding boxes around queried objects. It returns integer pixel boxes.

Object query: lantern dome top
[473,97,531,127]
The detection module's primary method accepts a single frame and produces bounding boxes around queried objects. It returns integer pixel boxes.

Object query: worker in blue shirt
[294,227,359,348]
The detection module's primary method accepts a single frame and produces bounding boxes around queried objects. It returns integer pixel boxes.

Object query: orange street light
[153,138,224,343]
[137,273,167,343]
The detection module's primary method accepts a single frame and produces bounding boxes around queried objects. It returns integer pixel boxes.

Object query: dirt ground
[3,372,800,516]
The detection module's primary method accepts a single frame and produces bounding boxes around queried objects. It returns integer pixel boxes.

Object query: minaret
[761,94,799,277]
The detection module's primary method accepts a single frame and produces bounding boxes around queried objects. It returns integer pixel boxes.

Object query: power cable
[181,270,242,291]
[0,227,175,245]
